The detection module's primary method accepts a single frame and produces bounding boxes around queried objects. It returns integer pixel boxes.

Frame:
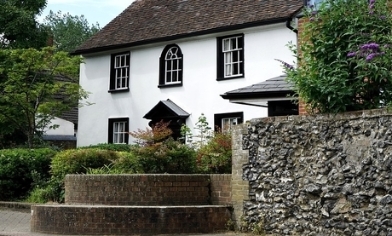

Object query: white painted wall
[44,117,75,136]
[78,23,296,146]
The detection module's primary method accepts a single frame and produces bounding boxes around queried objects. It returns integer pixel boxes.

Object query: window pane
[223,39,230,51]
[225,65,231,76]
[225,52,232,63]
[166,72,172,82]
[172,72,177,82]
[231,38,237,49]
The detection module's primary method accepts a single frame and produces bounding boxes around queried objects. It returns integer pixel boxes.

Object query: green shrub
[0,148,56,201]
[26,177,63,203]
[196,131,232,174]
[133,138,196,174]
[85,152,143,174]
[27,148,132,202]
[51,148,119,179]
[79,143,131,152]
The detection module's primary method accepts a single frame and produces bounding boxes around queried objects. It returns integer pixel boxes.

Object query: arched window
[159,44,183,87]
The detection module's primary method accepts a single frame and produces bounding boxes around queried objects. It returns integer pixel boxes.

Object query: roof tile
[74,0,303,54]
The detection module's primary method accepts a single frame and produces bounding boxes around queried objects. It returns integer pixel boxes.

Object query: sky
[40,0,136,27]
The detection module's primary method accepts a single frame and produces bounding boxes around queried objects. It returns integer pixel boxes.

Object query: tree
[282,0,392,113]
[0,0,49,49]
[0,47,89,148]
[44,10,100,52]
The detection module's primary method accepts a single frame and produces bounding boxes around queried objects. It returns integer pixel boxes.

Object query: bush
[79,143,131,152]
[196,131,232,174]
[29,149,142,203]
[85,152,143,174]
[0,148,56,201]
[133,138,196,174]
[51,148,119,179]
[284,0,392,113]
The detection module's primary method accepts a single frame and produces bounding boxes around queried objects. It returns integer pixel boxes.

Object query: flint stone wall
[240,109,392,236]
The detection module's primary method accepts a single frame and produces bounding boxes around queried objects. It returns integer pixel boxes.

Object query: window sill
[158,83,183,88]
[108,88,130,93]
[217,75,244,81]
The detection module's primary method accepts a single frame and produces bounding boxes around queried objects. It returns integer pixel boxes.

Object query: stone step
[31,204,232,235]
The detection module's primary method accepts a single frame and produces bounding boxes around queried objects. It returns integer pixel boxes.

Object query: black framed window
[159,44,183,87]
[214,112,243,132]
[217,34,244,80]
[108,118,129,144]
[109,52,130,92]
[268,101,299,117]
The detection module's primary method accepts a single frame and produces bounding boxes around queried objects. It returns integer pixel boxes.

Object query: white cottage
[72,0,303,146]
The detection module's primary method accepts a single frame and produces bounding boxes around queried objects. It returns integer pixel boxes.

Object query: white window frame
[112,121,127,144]
[221,117,239,132]
[222,36,243,78]
[114,53,129,89]
[165,47,182,85]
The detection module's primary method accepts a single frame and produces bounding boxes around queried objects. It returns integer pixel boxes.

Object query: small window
[109,52,130,92]
[159,44,183,87]
[108,118,129,144]
[214,112,244,132]
[268,100,299,117]
[217,34,244,80]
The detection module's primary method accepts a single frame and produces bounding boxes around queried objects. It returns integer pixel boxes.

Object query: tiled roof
[221,75,294,99]
[144,99,190,119]
[73,0,303,55]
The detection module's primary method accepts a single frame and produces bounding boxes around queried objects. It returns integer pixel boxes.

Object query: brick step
[31,204,232,235]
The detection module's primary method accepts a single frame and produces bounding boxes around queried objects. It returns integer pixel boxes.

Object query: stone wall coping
[32,204,232,208]
[248,108,392,124]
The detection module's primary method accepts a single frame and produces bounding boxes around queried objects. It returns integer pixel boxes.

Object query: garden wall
[65,174,231,205]
[232,109,392,235]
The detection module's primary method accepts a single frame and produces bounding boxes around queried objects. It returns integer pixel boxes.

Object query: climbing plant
[282,0,392,113]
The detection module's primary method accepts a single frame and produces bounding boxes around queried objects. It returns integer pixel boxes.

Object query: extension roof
[73,0,303,55]
[221,75,294,99]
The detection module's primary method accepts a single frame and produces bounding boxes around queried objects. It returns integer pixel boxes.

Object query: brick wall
[209,174,231,205]
[31,205,232,235]
[230,124,250,227]
[65,174,231,205]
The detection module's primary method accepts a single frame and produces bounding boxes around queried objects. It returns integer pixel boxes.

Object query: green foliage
[0,148,56,201]
[51,149,118,179]
[132,138,196,174]
[0,0,49,49]
[85,152,143,174]
[26,177,63,203]
[79,143,132,152]
[0,47,89,147]
[28,149,141,203]
[284,0,392,113]
[196,131,232,174]
[181,113,212,148]
[44,10,100,52]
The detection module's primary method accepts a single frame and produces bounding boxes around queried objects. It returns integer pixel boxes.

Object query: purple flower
[311,10,317,16]
[366,53,376,61]
[275,59,294,70]
[360,42,380,52]
[347,52,357,57]
[369,0,375,4]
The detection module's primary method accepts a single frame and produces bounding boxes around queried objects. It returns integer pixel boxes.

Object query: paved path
[0,206,251,236]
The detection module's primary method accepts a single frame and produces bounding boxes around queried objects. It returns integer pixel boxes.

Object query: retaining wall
[32,174,232,235]
[65,174,231,205]
[233,108,392,235]
[31,205,231,235]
